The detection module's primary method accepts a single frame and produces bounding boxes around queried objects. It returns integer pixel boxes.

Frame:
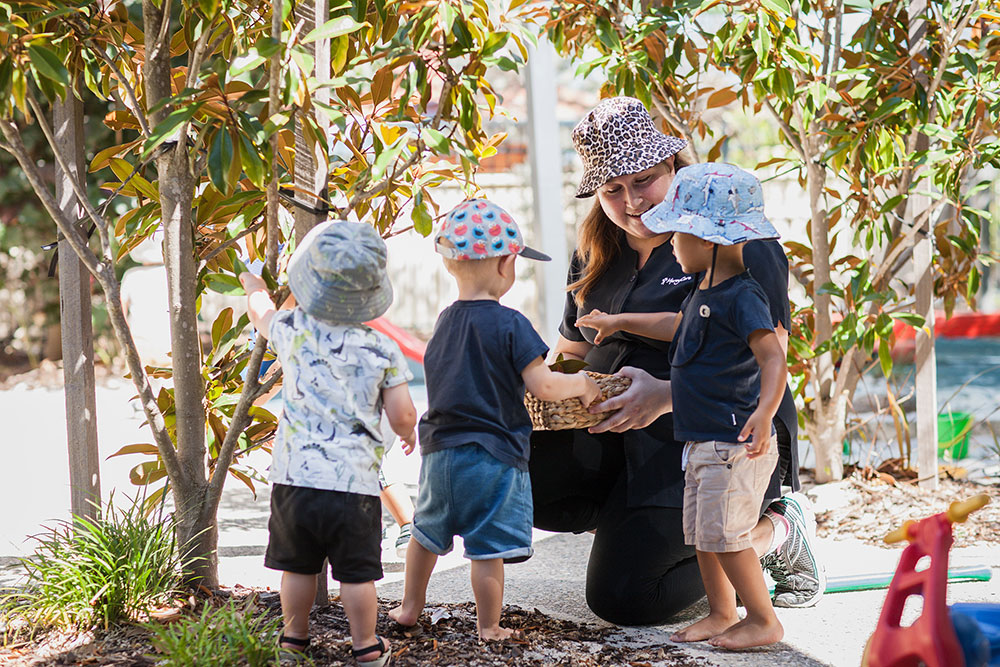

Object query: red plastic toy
[863,494,991,667]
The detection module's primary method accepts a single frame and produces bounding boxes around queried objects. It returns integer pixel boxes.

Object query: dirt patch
[812,469,1000,547]
[0,592,710,667]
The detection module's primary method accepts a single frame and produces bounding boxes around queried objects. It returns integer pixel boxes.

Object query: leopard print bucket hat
[572,96,688,198]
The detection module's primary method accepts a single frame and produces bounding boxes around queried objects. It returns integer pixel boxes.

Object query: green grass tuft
[1,495,184,637]
[145,598,285,667]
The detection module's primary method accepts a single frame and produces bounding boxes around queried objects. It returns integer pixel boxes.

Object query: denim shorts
[412,443,533,561]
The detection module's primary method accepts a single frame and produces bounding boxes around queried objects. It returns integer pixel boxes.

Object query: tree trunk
[805,156,844,482]
[143,0,215,587]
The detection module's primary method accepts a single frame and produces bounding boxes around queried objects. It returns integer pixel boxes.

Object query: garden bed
[0,592,710,666]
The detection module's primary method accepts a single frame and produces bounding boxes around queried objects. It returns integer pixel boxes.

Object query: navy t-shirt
[670,272,775,442]
[419,300,549,471]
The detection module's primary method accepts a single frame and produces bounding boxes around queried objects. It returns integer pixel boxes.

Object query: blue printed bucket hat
[435,199,550,261]
[641,163,779,245]
[572,96,688,199]
[287,221,393,323]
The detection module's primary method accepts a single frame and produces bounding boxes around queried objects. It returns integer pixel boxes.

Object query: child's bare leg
[279,571,317,646]
[380,483,415,526]
[340,581,389,660]
[670,550,739,642]
[709,548,783,649]
[388,538,437,626]
[470,558,515,641]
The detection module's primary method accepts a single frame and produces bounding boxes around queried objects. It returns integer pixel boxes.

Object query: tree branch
[0,118,182,481]
[26,92,114,261]
[763,97,807,162]
[266,0,282,277]
[89,42,152,137]
[146,0,173,65]
[198,216,267,269]
[201,334,271,523]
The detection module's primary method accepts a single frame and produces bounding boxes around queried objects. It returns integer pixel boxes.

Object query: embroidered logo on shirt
[661,275,693,286]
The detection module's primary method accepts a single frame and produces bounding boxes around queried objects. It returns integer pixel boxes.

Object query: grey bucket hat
[287,221,393,323]
[572,96,688,198]
[641,163,780,245]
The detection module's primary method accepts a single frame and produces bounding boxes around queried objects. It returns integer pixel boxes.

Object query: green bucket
[937,412,973,459]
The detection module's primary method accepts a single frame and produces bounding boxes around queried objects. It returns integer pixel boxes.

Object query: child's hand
[239,272,266,292]
[578,374,601,410]
[737,409,772,459]
[575,309,620,345]
[400,429,417,455]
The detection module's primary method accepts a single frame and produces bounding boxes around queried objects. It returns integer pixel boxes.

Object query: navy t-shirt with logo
[419,300,549,471]
[670,272,775,442]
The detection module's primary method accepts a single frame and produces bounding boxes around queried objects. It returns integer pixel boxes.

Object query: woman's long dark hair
[568,152,691,307]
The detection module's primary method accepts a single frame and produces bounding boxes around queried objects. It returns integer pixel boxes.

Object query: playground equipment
[863,494,998,667]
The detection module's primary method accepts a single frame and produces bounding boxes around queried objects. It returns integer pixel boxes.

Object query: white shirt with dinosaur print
[267,308,413,496]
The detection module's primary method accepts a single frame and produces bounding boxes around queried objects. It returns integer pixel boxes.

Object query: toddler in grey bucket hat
[287,221,393,323]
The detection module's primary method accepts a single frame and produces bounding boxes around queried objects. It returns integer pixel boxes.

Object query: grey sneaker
[395,523,412,559]
[764,492,826,608]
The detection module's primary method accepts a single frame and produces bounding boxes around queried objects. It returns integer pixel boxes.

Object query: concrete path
[2,378,998,666]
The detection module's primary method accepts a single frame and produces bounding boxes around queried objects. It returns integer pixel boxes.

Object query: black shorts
[264,484,383,584]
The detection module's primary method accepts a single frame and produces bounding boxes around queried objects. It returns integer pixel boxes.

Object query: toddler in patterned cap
[388,199,600,641]
[240,221,416,666]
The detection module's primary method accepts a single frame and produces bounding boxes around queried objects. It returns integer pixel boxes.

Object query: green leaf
[594,16,621,51]
[302,15,366,43]
[197,0,219,18]
[412,197,433,236]
[967,265,980,300]
[212,307,234,349]
[878,338,892,378]
[142,102,205,158]
[238,134,266,188]
[423,127,449,153]
[204,273,244,295]
[889,312,925,328]
[27,44,69,87]
[209,129,235,193]
[760,0,792,15]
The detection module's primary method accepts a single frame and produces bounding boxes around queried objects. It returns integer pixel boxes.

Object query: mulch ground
[0,592,710,666]
[812,463,1000,547]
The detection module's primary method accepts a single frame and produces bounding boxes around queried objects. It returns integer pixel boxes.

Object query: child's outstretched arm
[382,384,418,454]
[576,309,681,344]
[522,357,601,409]
[239,273,276,335]
[738,329,786,458]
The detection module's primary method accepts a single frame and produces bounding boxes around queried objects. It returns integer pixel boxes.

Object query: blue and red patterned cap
[434,199,550,261]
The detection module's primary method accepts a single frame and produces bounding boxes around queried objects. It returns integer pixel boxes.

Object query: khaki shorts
[682,438,778,553]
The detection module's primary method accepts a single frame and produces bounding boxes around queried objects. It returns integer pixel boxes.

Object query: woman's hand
[588,366,672,433]
[575,309,621,345]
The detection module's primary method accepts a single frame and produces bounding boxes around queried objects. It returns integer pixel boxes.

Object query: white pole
[526,38,568,345]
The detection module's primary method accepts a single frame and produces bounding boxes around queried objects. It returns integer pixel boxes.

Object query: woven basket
[525,371,632,431]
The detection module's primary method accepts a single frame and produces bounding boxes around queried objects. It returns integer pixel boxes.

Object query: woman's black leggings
[529,430,705,625]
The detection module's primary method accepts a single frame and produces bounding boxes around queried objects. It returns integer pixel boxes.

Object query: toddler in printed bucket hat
[239,221,419,665]
[579,163,788,649]
[390,198,600,642]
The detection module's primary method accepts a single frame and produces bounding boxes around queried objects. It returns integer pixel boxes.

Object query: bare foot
[708,616,783,649]
[478,626,524,642]
[670,612,740,643]
[388,604,420,628]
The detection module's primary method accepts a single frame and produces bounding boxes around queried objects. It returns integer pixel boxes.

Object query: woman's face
[595,158,675,240]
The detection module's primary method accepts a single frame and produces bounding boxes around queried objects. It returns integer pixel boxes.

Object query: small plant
[145,598,285,667]
[1,495,183,637]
